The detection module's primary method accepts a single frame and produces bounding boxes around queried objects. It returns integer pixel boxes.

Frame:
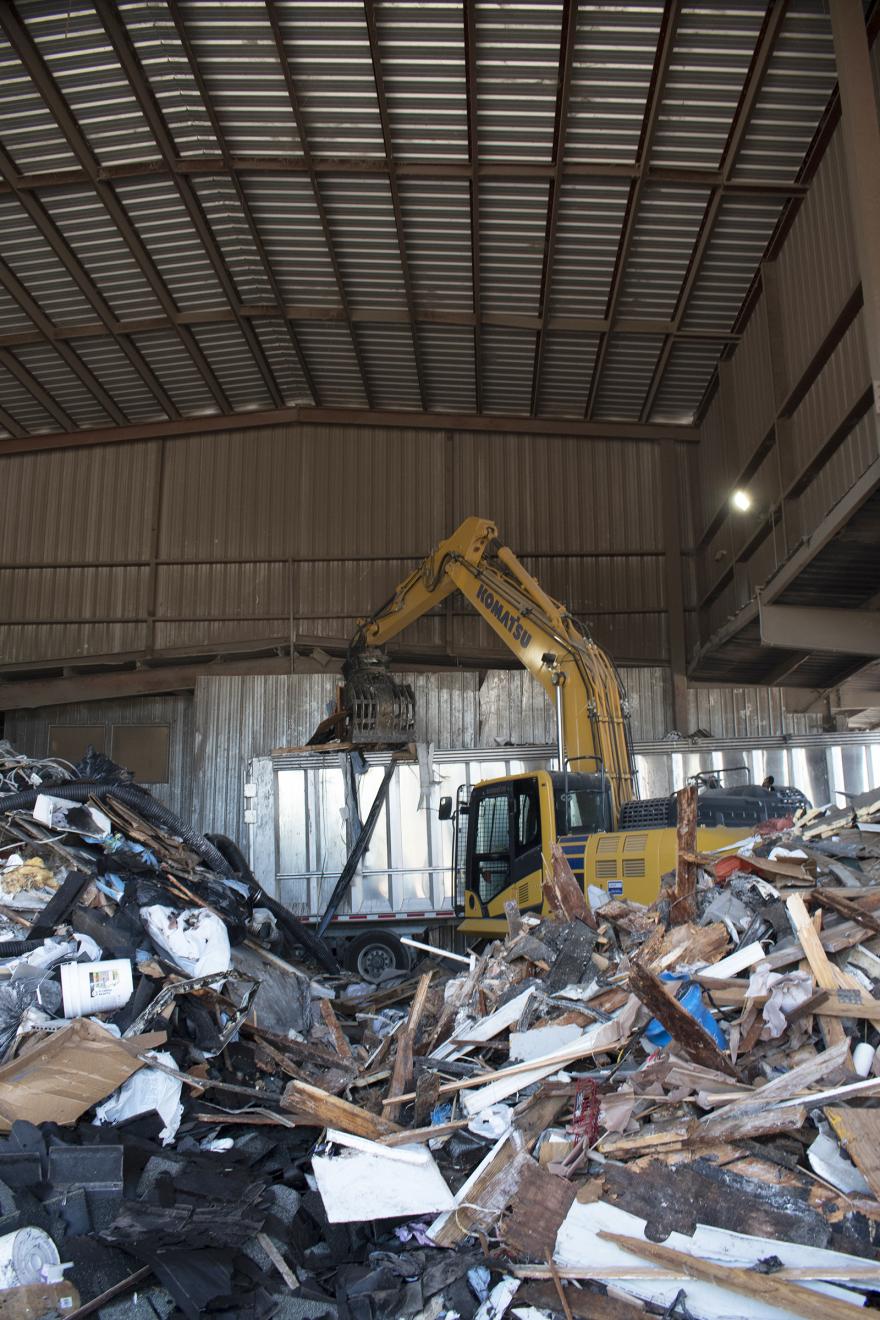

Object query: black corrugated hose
[0,781,234,876]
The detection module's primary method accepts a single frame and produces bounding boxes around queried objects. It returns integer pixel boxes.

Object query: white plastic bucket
[853,1041,876,1078]
[0,1227,60,1288]
[61,958,133,1018]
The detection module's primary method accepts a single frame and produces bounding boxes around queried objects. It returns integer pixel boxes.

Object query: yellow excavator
[335,517,801,938]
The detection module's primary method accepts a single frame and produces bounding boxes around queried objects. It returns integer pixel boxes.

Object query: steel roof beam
[0,403,25,439]
[0,143,176,421]
[0,4,229,416]
[0,158,809,195]
[91,0,284,409]
[0,346,74,431]
[585,0,681,420]
[0,404,698,458]
[639,0,790,423]
[265,0,374,408]
[0,308,742,348]
[0,249,126,426]
[364,1,428,411]
[169,5,319,405]
[464,0,482,413]
[530,0,577,417]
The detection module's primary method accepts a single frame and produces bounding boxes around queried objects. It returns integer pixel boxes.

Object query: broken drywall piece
[312,1140,454,1222]
[473,1277,520,1320]
[807,1124,871,1196]
[461,1002,636,1117]
[509,1023,583,1062]
[432,987,536,1063]
[554,1199,870,1319]
[700,941,767,980]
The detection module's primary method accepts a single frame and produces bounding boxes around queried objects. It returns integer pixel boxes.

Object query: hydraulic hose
[0,782,233,877]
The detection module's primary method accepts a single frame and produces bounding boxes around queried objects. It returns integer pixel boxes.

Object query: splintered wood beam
[671,784,698,923]
[628,959,739,1077]
[384,971,434,1121]
[543,841,596,927]
[812,887,880,935]
[281,1077,403,1139]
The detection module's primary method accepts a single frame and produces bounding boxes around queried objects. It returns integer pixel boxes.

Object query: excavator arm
[349,517,636,817]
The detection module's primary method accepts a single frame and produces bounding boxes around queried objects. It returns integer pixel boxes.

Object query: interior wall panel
[0,423,671,670]
[776,131,859,397]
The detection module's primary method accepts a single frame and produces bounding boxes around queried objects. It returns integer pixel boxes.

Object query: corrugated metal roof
[0,0,851,439]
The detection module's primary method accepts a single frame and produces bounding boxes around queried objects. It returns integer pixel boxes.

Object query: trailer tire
[343,931,410,982]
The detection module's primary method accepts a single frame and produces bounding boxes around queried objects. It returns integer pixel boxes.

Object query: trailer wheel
[343,931,410,982]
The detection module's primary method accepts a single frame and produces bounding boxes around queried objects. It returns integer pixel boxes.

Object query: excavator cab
[455,770,612,929]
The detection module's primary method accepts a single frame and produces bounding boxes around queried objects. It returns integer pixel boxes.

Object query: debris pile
[1,738,880,1319]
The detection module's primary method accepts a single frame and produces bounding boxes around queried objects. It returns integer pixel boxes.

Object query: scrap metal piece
[123,971,259,1056]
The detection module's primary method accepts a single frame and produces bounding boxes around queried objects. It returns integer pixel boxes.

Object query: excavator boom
[345,517,636,817]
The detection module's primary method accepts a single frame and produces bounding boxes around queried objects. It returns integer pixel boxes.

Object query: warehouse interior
[0,1,880,1315]
[0,0,877,739]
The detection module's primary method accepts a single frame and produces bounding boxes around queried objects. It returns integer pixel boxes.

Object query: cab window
[554,783,610,835]
[514,780,541,855]
[471,788,511,903]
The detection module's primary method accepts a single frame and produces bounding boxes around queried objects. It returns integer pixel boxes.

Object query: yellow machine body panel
[456,770,753,937]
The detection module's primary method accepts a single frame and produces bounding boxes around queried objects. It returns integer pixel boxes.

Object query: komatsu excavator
[336,517,807,938]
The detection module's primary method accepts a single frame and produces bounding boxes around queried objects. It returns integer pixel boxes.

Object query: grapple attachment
[342,652,415,745]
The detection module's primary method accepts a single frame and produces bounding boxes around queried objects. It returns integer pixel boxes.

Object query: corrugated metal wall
[0,425,670,670]
[4,669,826,846]
[192,669,824,842]
[3,693,194,819]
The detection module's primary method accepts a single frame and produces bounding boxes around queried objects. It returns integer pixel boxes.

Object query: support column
[830,0,880,420]
[660,440,689,734]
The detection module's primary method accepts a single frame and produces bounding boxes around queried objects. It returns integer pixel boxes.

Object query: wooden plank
[318,998,353,1060]
[281,1078,402,1138]
[786,893,858,1050]
[628,960,739,1077]
[826,1107,880,1199]
[387,1010,630,1107]
[429,1090,566,1246]
[385,970,433,1121]
[814,888,880,935]
[517,1280,636,1320]
[708,1039,850,1121]
[497,1158,577,1259]
[598,1230,866,1320]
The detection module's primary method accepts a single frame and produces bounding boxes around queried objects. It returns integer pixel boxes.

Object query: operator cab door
[466,777,543,914]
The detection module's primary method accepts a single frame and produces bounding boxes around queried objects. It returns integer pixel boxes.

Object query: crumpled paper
[746,964,814,1038]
